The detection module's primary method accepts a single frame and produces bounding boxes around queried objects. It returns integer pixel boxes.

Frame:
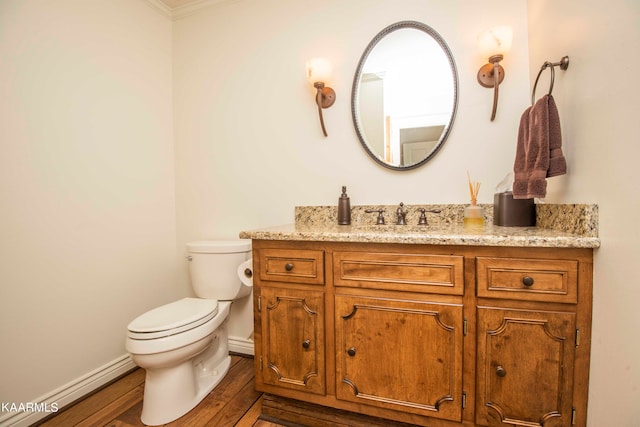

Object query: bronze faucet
[365,208,386,225]
[418,208,442,225]
[396,203,407,225]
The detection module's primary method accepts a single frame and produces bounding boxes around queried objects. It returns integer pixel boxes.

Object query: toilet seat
[126,301,231,356]
[127,298,218,340]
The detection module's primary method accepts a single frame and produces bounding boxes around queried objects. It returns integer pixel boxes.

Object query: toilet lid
[127,298,218,337]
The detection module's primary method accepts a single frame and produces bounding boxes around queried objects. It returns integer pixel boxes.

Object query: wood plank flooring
[35,355,284,427]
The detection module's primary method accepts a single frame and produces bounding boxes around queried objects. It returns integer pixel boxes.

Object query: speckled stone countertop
[239,204,600,248]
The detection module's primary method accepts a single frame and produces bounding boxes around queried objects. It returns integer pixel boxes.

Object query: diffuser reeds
[467,171,481,206]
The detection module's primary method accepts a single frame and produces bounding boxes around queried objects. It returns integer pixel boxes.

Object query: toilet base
[141,353,231,425]
[138,303,232,425]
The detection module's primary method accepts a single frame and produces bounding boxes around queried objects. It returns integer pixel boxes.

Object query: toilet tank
[186,240,251,300]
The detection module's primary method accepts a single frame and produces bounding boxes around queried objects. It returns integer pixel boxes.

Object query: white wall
[3,0,637,425]
[174,0,640,425]
[0,0,176,413]
[172,0,531,350]
[172,0,530,282]
[527,1,640,425]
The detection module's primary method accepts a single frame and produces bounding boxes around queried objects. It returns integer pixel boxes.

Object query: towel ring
[531,56,570,105]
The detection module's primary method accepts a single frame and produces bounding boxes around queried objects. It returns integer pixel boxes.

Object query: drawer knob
[302,340,310,349]
[347,347,357,357]
[496,366,507,377]
[522,276,535,287]
[285,263,294,271]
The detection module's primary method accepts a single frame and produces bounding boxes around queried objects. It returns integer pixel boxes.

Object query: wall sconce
[306,57,336,137]
[477,26,512,121]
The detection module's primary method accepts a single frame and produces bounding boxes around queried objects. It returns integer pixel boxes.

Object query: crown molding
[145,0,231,20]
[171,0,229,20]
[145,0,172,17]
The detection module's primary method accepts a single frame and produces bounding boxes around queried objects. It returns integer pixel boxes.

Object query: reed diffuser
[464,172,484,228]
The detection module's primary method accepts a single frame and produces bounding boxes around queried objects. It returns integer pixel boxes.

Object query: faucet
[418,208,442,226]
[365,208,386,225]
[396,203,407,225]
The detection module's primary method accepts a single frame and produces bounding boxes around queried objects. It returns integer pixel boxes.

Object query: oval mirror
[352,21,458,170]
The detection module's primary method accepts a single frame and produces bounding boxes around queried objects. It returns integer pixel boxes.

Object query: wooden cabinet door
[260,287,325,395]
[476,307,576,427]
[335,294,464,422]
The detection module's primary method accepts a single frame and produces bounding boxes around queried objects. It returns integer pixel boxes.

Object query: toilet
[125,239,253,426]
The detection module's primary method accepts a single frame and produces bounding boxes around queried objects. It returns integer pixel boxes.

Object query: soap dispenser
[338,186,351,225]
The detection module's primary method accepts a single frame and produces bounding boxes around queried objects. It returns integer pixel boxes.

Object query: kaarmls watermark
[1,402,59,414]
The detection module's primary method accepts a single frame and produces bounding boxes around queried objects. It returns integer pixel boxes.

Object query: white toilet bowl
[125,239,252,425]
[126,298,232,425]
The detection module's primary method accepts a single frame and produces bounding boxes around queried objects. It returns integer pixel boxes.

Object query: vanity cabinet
[256,247,326,396]
[332,251,464,422]
[251,240,593,427]
[475,256,582,427]
[476,307,575,427]
[335,294,463,421]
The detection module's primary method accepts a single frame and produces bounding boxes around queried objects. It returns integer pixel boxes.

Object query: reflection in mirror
[352,21,458,170]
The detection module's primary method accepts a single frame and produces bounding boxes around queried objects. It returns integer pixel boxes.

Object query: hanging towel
[513,94,567,199]
[545,95,567,177]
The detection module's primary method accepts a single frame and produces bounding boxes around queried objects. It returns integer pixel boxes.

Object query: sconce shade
[477,26,512,58]
[306,57,332,83]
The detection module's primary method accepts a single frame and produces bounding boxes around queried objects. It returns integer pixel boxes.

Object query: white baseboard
[1,338,253,426]
[0,354,136,427]
[228,335,254,356]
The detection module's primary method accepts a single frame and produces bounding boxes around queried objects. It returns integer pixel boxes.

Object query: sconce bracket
[314,83,336,108]
[477,63,505,88]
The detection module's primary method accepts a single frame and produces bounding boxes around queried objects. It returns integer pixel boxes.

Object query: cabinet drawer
[333,251,464,295]
[259,248,325,285]
[476,257,578,303]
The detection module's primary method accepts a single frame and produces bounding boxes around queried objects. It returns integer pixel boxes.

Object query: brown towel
[513,94,567,199]
[546,95,567,177]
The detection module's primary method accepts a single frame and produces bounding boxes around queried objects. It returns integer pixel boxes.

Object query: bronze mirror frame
[351,21,459,171]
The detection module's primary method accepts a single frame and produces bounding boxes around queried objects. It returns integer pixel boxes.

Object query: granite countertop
[239,204,601,249]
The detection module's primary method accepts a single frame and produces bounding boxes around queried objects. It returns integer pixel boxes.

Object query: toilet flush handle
[186,255,193,261]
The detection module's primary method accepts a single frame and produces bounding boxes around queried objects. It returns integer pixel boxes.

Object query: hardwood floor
[35,355,285,427]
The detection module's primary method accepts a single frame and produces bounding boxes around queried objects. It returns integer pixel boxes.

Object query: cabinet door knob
[496,366,507,377]
[347,347,357,357]
[302,340,310,349]
[522,276,534,287]
[285,263,294,271]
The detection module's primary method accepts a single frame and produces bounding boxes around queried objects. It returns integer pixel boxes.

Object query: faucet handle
[418,208,442,226]
[365,208,386,225]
